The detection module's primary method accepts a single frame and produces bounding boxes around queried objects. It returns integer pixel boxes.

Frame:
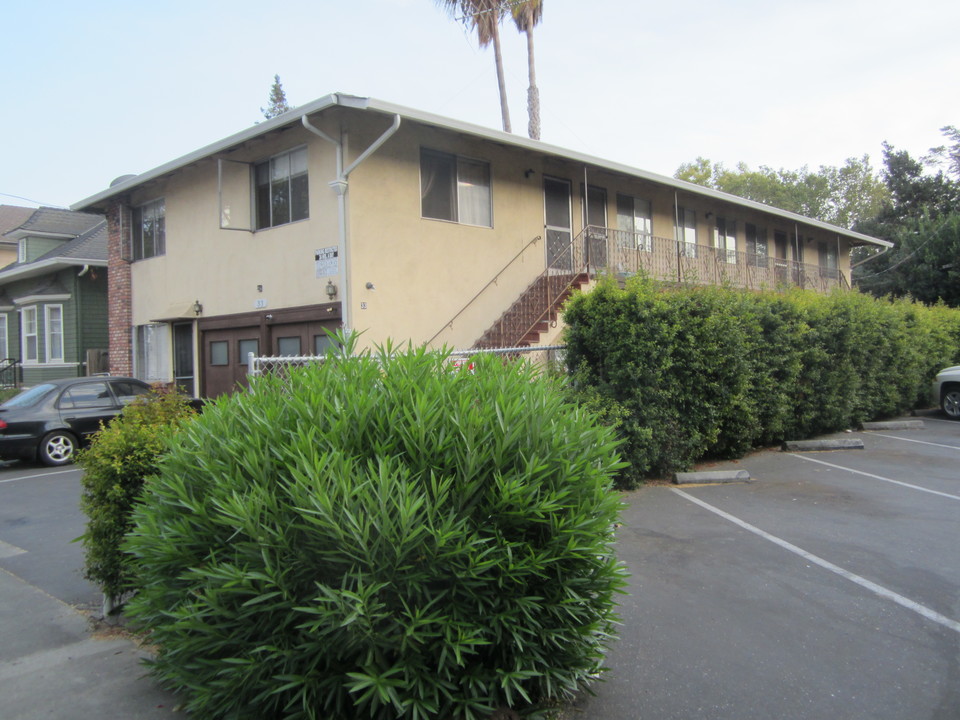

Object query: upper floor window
[818,241,839,279]
[745,223,768,267]
[132,199,166,260]
[22,306,38,363]
[674,207,697,258]
[45,305,64,363]
[420,148,491,227]
[714,217,737,264]
[617,194,652,251]
[256,147,309,230]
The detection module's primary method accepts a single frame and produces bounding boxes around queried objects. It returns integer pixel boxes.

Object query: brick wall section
[107,200,133,376]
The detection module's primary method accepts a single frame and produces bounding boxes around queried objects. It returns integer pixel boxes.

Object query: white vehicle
[933,366,960,420]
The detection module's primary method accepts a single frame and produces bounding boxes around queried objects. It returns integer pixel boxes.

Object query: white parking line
[788,453,960,501]
[865,432,960,451]
[0,539,27,558]
[0,468,79,484]
[672,488,960,635]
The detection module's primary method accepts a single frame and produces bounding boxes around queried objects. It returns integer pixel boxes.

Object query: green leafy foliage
[125,342,627,720]
[77,386,196,601]
[564,279,960,487]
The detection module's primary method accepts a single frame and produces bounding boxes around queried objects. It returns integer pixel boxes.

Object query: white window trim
[45,304,64,364]
[21,306,38,364]
[254,146,310,230]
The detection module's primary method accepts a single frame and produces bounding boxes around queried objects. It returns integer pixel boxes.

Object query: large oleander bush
[125,344,627,720]
[564,278,960,488]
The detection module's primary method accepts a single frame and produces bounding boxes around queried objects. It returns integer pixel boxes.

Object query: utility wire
[0,191,64,208]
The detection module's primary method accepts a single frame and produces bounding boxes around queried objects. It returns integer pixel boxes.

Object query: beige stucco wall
[128,122,341,328]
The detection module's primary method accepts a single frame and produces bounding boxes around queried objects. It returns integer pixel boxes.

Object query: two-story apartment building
[72,94,892,398]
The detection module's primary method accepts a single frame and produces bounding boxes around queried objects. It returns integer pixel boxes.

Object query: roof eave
[71,93,893,249]
[70,94,342,212]
[0,257,107,284]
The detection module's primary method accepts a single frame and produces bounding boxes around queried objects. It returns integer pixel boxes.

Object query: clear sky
[2,0,957,210]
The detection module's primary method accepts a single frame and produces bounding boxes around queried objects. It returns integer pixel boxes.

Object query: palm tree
[511,0,543,140]
[437,0,512,133]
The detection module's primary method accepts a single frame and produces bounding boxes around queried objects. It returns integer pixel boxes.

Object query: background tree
[438,0,511,133]
[853,128,960,305]
[261,74,291,120]
[675,156,888,229]
[511,0,543,140]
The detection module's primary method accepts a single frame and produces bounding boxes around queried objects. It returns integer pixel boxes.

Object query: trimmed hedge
[125,344,627,720]
[564,279,960,487]
[77,386,196,603]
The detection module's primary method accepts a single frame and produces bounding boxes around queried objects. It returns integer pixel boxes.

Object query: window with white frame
[255,147,309,229]
[616,194,653,251]
[135,323,171,383]
[0,315,7,360]
[21,306,38,363]
[674,207,697,257]
[745,224,768,267]
[714,217,737,264]
[132,198,166,260]
[420,148,492,227]
[45,305,64,363]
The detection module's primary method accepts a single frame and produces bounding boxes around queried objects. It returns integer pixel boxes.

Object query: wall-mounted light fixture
[192,300,203,316]
[524,168,535,178]
[705,211,713,219]
[365,282,376,290]
[325,281,338,300]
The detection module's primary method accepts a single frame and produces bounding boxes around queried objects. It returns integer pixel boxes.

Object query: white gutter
[0,257,107,284]
[301,108,401,334]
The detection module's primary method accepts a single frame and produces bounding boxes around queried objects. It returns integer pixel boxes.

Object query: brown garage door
[198,303,341,398]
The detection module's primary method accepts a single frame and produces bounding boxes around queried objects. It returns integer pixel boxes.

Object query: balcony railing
[581,226,849,292]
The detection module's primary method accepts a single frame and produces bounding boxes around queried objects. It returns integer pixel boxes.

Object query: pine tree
[261,75,291,120]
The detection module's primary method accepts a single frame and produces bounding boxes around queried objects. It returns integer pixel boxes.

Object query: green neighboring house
[0,208,108,387]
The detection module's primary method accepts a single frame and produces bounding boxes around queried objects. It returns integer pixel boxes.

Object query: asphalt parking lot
[576,411,960,720]
[0,414,957,719]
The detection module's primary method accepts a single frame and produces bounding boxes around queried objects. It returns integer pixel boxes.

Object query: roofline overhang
[0,257,107,284]
[71,93,894,249]
[3,229,78,241]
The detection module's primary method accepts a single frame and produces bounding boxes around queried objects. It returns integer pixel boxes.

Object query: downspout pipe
[301,111,401,335]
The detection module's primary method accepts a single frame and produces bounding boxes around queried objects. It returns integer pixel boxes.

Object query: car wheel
[38,431,78,466]
[942,387,960,420]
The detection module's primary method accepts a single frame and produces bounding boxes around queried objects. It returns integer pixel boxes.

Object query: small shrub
[77,386,196,603]
[125,343,627,720]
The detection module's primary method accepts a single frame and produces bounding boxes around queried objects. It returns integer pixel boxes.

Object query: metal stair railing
[426,235,542,349]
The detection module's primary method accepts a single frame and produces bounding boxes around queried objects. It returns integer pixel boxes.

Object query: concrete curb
[782,438,865,452]
[860,420,925,431]
[673,469,751,485]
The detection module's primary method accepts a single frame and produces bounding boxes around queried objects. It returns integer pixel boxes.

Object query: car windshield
[1,384,57,409]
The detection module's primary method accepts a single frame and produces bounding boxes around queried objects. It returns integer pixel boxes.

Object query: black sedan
[0,377,151,466]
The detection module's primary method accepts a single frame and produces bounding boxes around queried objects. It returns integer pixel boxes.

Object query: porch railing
[0,358,21,390]
[582,226,849,292]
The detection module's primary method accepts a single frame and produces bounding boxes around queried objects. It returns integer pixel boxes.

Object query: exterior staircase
[473,271,589,348]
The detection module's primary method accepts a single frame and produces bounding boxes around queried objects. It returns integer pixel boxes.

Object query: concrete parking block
[782,438,865,451]
[861,420,925,430]
[673,469,751,485]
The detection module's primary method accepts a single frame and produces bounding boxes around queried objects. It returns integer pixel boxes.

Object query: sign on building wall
[315,246,339,278]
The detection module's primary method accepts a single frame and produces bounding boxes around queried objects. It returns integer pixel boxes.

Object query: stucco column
[106,199,133,376]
